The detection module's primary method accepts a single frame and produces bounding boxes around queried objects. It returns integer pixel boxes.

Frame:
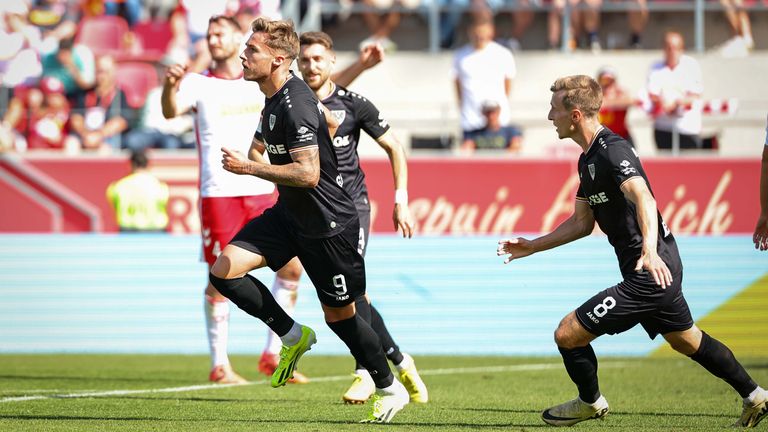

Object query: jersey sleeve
[605,142,643,188]
[354,95,390,140]
[284,97,321,154]
[575,183,587,202]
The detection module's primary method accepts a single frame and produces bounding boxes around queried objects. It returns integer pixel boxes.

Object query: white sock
[394,353,413,372]
[264,277,299,355]
[355,368,371,379]
[746,386,765,404]
[280,321,303,346]
[377,378,405,394]
[204,295,230,368]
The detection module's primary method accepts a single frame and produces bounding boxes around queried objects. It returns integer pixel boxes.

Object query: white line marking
[0,361,629,404]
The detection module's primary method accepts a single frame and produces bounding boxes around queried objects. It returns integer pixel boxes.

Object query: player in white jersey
[754,114,768,251]
[161,15,383,384]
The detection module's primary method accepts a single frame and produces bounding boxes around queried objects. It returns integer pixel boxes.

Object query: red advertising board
[0,154,759,235]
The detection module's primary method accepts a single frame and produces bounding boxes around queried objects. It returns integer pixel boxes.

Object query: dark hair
[299,31,333,50]
[209,14,242,32]
[250,17,299,60]
[130,149,148,169]
[549,75,602,117]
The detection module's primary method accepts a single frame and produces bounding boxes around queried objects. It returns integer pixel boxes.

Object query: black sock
[559,345,600,404]
[353,297,372,370]
[327,314,394,388]
[689,331,757,398]
[370,305,404,365]
[209,273,293,337]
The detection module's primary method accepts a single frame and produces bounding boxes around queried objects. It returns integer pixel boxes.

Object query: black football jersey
[254,73,357,238]
[576,128,682,276]
[321,84,390,200]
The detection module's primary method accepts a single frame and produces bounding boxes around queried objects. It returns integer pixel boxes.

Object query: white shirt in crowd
[646,55,703,136]
[452,41,516,132]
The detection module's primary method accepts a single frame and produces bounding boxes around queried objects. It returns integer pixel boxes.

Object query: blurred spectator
[29,0,81,50]
[1,0,43,92]
[625,0,647,49]
[596,66,635,145]
[548,0,602,52]
[359,0,421,51]
[646,31,703,151]
[124,57,195,152]
[453,15,516,148]
[718,0,754,57]
[460,100,522,153]
[435,0,487,49]
[103,0,143,27]
[69,55,134,152]
[41,37,95,99]
[0,76,77,152]
[106,148,169,233]
[500,0,535,51]
[169,0,235,73]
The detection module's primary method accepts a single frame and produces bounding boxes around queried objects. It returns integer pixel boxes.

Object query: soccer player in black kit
[210,18,409,423]
[297,31,428,405]
[497,75,768,428]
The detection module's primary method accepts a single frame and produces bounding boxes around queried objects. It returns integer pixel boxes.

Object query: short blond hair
[550,75,602,117]
[251,17,299,60]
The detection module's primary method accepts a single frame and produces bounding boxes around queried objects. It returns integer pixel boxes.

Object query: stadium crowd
[0,0,763,154]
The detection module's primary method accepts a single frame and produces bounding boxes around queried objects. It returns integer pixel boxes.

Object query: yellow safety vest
[106,172,169,231]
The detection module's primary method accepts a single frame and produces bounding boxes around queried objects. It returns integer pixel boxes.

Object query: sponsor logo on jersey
[620,160,637,175]
[333,134,350,147]
[586,311,600,323]
[336,174,343,187]
[297,126,308,134]
[269,114,276,130]
[330,110,346,125]
[265,143,287,154]
[378,114,388,129]
[588,192,609,205]
[297,132,314,143]
[588,163,596,180]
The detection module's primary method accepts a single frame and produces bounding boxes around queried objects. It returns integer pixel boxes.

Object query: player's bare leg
[542,311,609,426]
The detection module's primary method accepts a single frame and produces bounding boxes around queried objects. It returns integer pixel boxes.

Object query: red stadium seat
[132,20,173,60]
[116,62,158,109]
[75,15,130,57]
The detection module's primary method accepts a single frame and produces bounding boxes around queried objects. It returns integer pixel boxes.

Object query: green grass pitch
[2,354,766,431]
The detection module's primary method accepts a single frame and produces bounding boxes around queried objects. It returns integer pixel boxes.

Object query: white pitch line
[0,361,629,404]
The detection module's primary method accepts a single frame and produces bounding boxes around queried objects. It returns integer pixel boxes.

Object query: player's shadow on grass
[612,410,732,419]
[105,395,308,404]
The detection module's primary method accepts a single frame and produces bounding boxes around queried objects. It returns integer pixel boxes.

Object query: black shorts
[355,193,371,257]
[230,206,366,307]
[575,270,694,340]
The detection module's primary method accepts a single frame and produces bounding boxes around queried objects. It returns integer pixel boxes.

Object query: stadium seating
[132,20,173,61]
[115,62,158,109]
[75,15,130,57]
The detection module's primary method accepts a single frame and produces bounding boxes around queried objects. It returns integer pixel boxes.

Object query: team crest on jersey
[588,163,596,180]
[269,114,276,130]
[331,110,346,125]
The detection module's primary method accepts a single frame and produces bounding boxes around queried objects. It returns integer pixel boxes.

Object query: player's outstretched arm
[621,176,673,288]
[754,145,768,251]
[376,130,413,238]
[221,146,320,188]
[331,42,384,88]
[498,200,595,264]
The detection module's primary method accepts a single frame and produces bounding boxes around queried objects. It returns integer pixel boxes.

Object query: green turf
[1,354,767,431]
